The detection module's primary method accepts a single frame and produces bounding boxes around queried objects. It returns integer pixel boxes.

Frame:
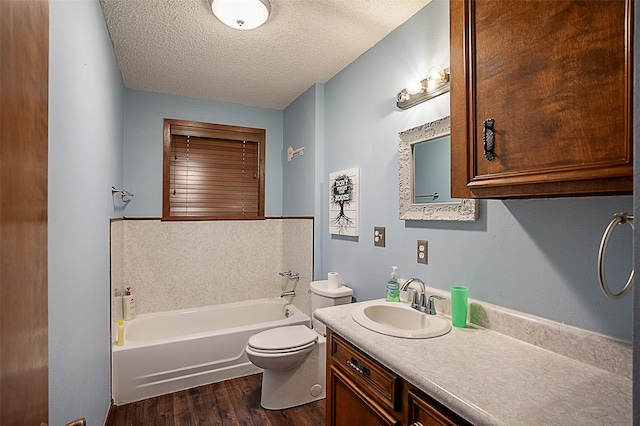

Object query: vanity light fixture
[210,0,271,30]
[396,67,450,110]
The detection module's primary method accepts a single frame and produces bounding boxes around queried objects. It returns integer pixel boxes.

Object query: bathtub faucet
[279,270,300,281]
[280,290,296,297]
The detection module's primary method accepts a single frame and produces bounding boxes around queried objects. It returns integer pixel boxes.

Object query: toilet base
[260,337,326,410]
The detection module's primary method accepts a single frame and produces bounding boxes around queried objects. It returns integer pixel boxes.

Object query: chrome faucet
[279,270,300,281]
[400,278,444,315]
[400,278,426,311]
[425,294,445,315]
[279,271,299,298]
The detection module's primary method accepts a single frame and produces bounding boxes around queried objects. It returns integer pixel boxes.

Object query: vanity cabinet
[450,0,633,199]
[326,329,470,426]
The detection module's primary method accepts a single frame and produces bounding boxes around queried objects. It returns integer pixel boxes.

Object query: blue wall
[285,0,633,340]
[283,85,318,216]
[122,90,284,217]
[283,84,325,278]
[49,0,125,423]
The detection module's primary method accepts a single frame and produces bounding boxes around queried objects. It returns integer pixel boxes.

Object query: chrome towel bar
[111,186,134,199]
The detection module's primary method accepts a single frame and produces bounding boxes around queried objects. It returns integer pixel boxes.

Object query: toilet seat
[247,325,317,354]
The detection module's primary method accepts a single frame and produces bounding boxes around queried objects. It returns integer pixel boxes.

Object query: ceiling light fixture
[210,0,271,30]
[396,67,450,110]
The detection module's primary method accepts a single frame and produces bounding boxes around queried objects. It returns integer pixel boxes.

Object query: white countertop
[315,299,632,425]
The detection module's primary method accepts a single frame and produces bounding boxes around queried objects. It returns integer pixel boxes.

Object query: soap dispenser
[385,266,400,302]
[123,287,136,320]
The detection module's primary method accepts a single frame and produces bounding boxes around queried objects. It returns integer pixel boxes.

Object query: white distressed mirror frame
[399,116,478,221]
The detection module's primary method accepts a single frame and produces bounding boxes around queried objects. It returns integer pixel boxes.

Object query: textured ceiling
[100,0,432,110]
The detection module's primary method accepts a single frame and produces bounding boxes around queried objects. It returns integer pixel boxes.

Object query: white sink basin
[351,300,451,339]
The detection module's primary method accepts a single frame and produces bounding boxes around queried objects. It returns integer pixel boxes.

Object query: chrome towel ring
[597,212,634,299]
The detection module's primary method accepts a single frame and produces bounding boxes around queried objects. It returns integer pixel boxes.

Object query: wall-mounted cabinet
[450,0,633,199]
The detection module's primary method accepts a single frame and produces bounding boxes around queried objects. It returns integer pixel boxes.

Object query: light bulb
[405,80,425,95]
[426,68,445,91]
[428,68,445,82]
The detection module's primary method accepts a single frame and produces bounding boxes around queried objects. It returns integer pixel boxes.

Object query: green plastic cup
[450,286,468,328]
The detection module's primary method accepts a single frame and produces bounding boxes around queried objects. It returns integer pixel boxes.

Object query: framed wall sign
[329,168,359,236]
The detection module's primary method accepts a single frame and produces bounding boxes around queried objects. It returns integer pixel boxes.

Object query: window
[163,119,265,219]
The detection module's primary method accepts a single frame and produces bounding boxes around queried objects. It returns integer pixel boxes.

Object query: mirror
[399,116,477,221]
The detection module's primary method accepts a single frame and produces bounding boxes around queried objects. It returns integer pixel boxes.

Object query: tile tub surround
[315,292,631,425]
[110,218,313,321]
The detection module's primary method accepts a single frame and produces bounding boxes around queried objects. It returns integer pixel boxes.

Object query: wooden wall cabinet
[326,329,469,426]
[450,0,633,199]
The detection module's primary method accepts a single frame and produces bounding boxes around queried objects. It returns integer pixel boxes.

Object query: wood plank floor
[106,373,325,426]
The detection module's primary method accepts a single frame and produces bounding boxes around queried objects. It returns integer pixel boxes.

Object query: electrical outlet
[374,227,385,247]
[417,240,428,264]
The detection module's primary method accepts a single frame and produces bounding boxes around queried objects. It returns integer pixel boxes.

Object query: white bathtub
[112,298,310,404]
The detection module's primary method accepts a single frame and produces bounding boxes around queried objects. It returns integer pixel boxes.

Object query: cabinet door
[407,389,469,426]
[327,366,400,426]
[451,0,633,198]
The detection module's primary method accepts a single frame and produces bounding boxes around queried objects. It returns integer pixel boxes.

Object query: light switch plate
[374,227,385,247]
[417,240,428,264]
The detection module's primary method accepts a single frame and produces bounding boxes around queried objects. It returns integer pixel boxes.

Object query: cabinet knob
[483,118,495,161]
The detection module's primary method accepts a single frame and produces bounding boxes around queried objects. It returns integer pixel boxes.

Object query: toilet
[245,280,353,409]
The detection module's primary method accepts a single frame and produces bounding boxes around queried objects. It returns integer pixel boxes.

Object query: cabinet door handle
[347,357,370,376]
[483,118,495,161]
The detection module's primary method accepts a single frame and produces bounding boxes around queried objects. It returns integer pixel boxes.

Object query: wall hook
[287,146,305,162]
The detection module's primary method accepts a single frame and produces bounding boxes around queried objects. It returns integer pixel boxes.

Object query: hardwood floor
[106,373,325,426]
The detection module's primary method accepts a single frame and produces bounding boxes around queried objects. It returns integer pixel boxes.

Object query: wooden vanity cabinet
[450,0,633,199]
[326,329,469,426]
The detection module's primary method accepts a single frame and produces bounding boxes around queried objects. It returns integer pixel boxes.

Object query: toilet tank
[310,280,353,335]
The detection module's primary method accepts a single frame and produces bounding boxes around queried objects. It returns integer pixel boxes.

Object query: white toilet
[245,280,353,409]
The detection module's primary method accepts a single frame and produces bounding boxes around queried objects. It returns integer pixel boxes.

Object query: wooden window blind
[163,119,265,220]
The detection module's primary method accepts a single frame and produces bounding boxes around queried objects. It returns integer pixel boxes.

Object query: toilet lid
[248,325,317,351]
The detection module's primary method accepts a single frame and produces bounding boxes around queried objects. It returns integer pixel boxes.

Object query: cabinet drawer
[330,332,401,412]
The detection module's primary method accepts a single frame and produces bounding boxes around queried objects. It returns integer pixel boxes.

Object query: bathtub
[112,298,310,404]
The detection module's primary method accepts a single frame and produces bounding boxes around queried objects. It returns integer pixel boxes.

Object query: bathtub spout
[280,290,296,298]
